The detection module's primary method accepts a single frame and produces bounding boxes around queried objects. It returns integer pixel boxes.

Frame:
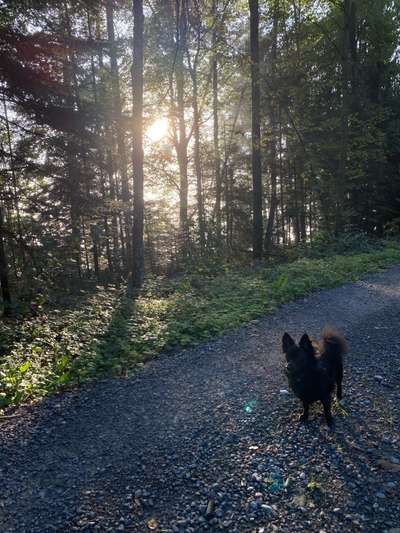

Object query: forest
[1,0,400,397]
[1,0,400,301]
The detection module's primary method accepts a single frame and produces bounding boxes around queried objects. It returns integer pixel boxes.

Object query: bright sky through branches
[146,117,169,143]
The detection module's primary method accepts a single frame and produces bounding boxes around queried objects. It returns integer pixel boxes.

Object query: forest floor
[1,266,400,532]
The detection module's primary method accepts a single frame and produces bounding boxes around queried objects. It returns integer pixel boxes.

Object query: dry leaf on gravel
[147,517,158,529]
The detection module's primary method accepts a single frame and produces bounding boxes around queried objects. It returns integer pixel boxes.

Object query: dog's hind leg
[336,361,343,401]
[299,401,309,423]
[322,397,334,429]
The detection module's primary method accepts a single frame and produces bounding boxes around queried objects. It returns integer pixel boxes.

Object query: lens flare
[244,399,257,413]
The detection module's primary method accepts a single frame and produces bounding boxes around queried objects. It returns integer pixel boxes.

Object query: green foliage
[1,242,400,410]
[307,476,322,492]
[273,231,386,263]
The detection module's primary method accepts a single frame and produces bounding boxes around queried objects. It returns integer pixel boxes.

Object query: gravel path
[1,267,400,533]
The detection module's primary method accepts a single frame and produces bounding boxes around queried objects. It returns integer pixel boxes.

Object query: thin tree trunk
[308,196,313,243]
[118,213,126,265]
[337,0,353,235]
[101,177,114,274]
[90,224,100,279]
[106,0,132,271]
[63,4,82,277]
[88,11,111,276]
[279,110,285,245]
[132,0,145,287]
[190,66,206,252]
[212,0,221,246]
[293,162,301,243]
[226,166,234,253]
[299,172,306,240]
[264,110,278,252]
[186,17,205,254]
[249,0,263,259]
[264,3,279,255]
[176,0,189,257]
[66,151,81,277]
[95,15,120,272]
[0,205,11,316]
[2,94,25,270]
[82,219,91,276]
[144,212,156,273]
[107,146,120,270]
[98,158,114,275]
[4,206,17,281]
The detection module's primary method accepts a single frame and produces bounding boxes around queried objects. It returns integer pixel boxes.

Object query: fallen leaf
[292,493,306,507]
[206,499,215,516]
[147,517,158,530]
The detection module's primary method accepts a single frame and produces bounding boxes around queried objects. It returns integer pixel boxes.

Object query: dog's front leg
[299,401,309,422]
[322,397,334,429]
[336,362,343,401]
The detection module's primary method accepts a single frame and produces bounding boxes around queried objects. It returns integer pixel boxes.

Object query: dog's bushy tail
[321,326,348,358]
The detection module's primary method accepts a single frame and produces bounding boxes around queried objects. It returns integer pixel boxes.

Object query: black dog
[282,327,347,428]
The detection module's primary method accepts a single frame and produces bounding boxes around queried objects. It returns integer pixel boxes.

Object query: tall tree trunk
[66,149,81,276]
[95,14,120,272]
[144,212,156,273]
[186,10,205,254]
[299,171,306,240]
[212,0,221,246]
[0,205,11,316]
[90,224,100,279]
[118,212,126,263]
[107,146,121,270]
[264,120,277,253]
[226,165,234,253]
[337,0,354,235]
[106,0,132,272]
[101,175,114,274]
[292,162,300,243]
[82,219,91,276]
[88,11,111,275]
[132,0,145,287]
[63,4,82,277]
[279,118,286,245]
[249,0,263,259]
[190,64,206,252]
[264,2,279,254]
[176,0,189,257]
[308,196,314,243]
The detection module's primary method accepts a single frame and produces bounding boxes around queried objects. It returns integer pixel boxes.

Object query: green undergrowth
[1,242,400,410]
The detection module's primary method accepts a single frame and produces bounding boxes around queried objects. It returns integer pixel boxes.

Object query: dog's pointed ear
[299,333,314,354]
[282,332,295,353]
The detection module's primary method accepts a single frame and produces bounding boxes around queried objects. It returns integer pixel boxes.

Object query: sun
[147,117,169,143]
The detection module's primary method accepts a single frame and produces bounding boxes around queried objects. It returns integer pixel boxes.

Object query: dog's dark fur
[282,327,347,428]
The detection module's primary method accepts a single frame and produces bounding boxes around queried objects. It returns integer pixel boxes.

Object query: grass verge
[1,242,400,410]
